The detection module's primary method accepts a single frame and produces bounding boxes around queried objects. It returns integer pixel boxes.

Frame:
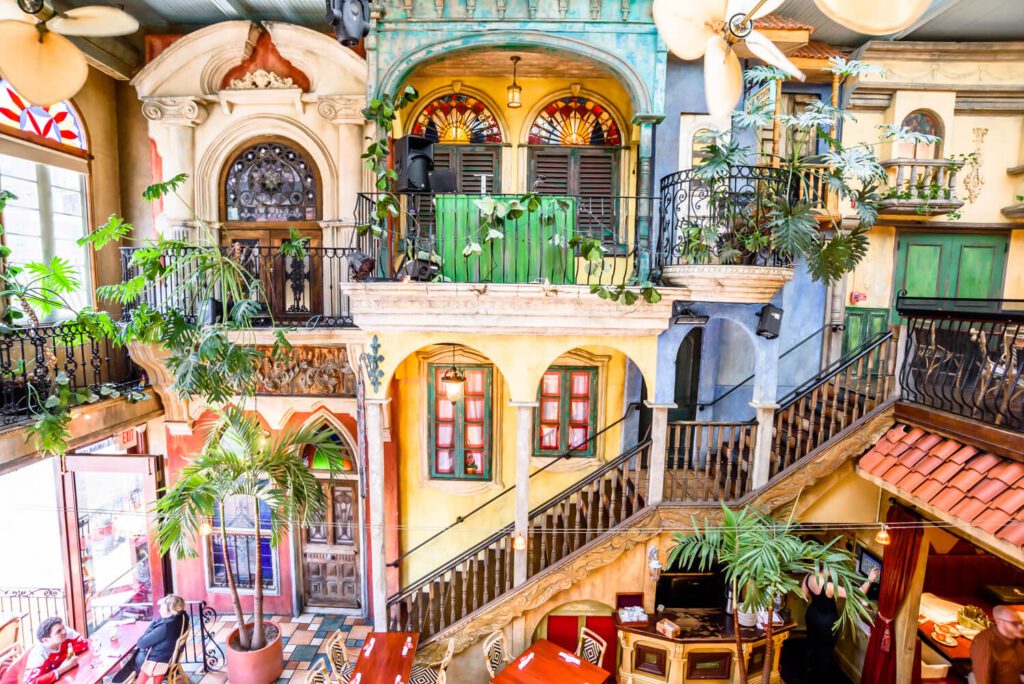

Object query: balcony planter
[660,264,794,303]
[225,622,283,684]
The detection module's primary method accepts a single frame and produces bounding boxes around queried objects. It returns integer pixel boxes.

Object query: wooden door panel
[301,480,361,609]
[901,240,944,298]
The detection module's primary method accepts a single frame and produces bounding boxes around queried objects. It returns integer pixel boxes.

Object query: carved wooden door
[302,480,361,608]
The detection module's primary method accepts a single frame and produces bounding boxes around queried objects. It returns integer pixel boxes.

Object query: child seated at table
[24,617,89,684]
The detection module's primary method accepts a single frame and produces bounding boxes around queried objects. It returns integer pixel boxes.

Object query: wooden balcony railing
[898,297,1024,432]
[663,421,758,502]
[879,158,965,216]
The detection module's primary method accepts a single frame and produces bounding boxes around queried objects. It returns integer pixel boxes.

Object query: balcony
[898,296,1024,432]
[0,321,143,429]
[1002,164,1024,221]
[879,158,965,217]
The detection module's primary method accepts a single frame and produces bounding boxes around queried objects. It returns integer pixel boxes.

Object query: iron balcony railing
[355,192,651,286]
[0,322,143,428]
[120,245,361,328]
[897,296,1024,432]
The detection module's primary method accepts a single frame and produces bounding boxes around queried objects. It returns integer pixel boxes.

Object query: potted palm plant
[668,504,872,684]
[154,406,345,684]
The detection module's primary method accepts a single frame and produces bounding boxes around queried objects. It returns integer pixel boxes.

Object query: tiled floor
[182,614,370,683]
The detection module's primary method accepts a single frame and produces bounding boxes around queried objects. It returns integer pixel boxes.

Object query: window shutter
[459,147,499,194]
[576,151,617,242]
[529,149,571,194]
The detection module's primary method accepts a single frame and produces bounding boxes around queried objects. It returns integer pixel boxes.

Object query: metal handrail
[386,402,641,569]
[896,295,1024,322]
[776,330,894,409]
[388,437,651,604]
[696,323,839,411]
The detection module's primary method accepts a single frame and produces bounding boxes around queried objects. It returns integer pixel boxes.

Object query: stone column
[317,96,367,224]
[140,97,208,240]
[510,401,537,586]
[750,335,781,489]
[632,113,666,280]
[365,397,390,631]
[645,401,675,505]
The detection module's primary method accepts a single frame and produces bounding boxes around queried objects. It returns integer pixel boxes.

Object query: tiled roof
[790,41,849,60]
[859,424,1024,548]
[753,14,814,32]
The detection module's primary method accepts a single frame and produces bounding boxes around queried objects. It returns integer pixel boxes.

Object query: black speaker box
[394,135,434,192]
[756,304,784,339]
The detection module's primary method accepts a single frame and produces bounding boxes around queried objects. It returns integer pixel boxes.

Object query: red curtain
[861,505,924,684]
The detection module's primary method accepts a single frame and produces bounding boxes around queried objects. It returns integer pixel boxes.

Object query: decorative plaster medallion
[228,69,295,90]
[256,346,356,396]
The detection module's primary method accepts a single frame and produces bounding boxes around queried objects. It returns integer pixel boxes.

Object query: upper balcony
[879,158,965,217]
[1002,164,1024,222]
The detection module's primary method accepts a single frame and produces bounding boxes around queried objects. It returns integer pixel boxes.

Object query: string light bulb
[875,524,891,546]
[199,522,213,537]
[513,533,527,551]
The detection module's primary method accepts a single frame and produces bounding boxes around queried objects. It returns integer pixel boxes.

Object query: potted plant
[154,406,345,684]
[668,504,872,684]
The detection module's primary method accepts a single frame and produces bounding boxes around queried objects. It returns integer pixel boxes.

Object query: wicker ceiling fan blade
[653,0,725,61]
[704,35,743,118]
[813,0,931,35]
[744,29,806,80]
[47,5,139,37]
[0,20,88,105]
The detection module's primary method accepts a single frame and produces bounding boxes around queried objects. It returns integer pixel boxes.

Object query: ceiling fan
[812,0,931,36]
[0,0,139,106]
[653,0,805,118]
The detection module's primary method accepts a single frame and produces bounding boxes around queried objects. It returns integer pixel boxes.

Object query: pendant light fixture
[441,345,465,403]
[873,488,891,546]
[507,56,522,109]
[0,0,139,106]
[513,532,527,551]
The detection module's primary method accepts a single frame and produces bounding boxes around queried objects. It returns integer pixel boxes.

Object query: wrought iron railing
[898,297,1024,432]
[0,323,143,428]
[120,245,361,328]
[355,192,648,286]
[0,587,224,672]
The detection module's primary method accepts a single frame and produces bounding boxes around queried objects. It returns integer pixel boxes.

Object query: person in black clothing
[133,595,188,677]
[802,568,877,678]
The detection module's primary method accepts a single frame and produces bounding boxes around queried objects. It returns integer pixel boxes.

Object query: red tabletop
[1,620,150,684]
[494,639,610,684]
[918,604,1024,663]
[350,632,418,684]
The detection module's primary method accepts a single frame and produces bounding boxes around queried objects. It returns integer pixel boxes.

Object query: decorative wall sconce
[647,546,663,581]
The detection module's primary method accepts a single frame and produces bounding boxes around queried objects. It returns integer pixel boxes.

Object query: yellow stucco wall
[389,332,651,583]
[1006,230,1024,299]
[848,225,896,310]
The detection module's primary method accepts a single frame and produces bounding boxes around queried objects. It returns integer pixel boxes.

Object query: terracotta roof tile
[888,440,913,459]
[969,478,1011,503]
[950,445,979,465]
[993,489,1024,516]
[991,462,1024,486]
[967,453,1004,473]
[901,427,927,444]
[997,522,1024,548]
[914,456,945,477]
[884,465,911,485]
[790,41,848,60]
[932,461,963,484]
[860,448,888,474]
[951,497,988,523]
[874,455,899,477]
[917,433,944,454]
[932,487,968,512]
[931,439,963,460]
[950,468,985,492]
[898,471,927,493]
[753,14,814,31]
[975,509,1013,536]
[913,479,945,503]
[884,425,910,442]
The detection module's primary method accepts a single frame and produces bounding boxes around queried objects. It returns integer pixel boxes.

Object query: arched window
[223,141,319,223]
[897,110,942,160]
[411,93,503,144]
[0,79,91,316]
[528,96,622,147]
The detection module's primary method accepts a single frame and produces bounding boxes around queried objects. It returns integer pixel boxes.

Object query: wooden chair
[305,658,330,684]
[0,616,21,665]
[481,630,509,680]
[410,638,454,684]
[139,622,190,684]
[576,627,607,667]
[324,630,355,683]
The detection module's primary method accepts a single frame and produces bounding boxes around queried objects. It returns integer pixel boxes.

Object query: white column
[510,401,537,586]
[365,397,390,631]
[750,338,780,490]
[645,402,674,505]
[141,97,207,240]
[317,96,367,223]
[750,403,778,489]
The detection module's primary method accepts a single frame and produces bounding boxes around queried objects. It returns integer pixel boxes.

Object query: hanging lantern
[513,533,527,551]
[507,56,522,109]
[442,366,465,403]
[874,523,891,546]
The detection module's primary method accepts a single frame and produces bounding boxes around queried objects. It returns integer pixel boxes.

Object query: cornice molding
[857,41,1024,62]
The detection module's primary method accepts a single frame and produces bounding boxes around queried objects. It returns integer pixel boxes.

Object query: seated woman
[132,595,188,683]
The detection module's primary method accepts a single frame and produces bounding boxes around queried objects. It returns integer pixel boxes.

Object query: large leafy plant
[668,504,872,684]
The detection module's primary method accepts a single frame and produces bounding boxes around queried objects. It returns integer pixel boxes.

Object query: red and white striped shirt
[24,629,89,684]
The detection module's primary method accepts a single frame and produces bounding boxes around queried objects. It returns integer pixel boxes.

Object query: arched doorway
[670,328,702,422]
[299,421,362,610]
[219,139,323,321]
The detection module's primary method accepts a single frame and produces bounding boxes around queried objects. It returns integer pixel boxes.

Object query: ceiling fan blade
[0,0,33,22]
[813,0,930,35]
[744,30,806,81]
[653,0,725,60]
[0,20,88,105]
[726,0,786,21]
[48,5,139,37]
[704,35,742,118]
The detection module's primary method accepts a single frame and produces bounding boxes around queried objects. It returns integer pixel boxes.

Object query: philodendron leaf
[462,242,483,258]
[484,228,504,242]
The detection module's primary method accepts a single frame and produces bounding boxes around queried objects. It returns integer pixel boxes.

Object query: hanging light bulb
[875,524,891,546]
[507,56,522,109]
[513,533,527,551]
[442,366,466,403]
[199,521,213,537]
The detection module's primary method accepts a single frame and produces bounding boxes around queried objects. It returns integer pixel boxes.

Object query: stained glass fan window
[897,110,941,159]
[0,79,86,150]
[411,94,503,144]
[528,97,621,146]
[224,142,318,222]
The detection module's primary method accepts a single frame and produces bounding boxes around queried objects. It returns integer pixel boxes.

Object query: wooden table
[1,620,150,684]
[494,639,610,684]
[350,632,418,684]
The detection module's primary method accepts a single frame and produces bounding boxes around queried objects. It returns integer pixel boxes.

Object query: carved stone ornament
[962,127,988,204]
[256,346,356,396]
[228,69,295,90]
[316,95,366,123]
[140,97,208,126]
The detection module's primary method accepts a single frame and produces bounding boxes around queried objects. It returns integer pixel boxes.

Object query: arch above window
[223,140,319,223]
[528,96,622,147]
[898,109,943,159]
[0,79,87,151]
[410,93,503,144]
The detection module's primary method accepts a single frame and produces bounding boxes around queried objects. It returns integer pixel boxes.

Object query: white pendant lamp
[813,0,931,36]
[652,0,804,118]
[0,0,139,106]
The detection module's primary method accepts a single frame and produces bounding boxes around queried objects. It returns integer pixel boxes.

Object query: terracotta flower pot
[226,622,283,684]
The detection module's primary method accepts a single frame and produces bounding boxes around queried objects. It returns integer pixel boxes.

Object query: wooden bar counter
[616,608,794,684]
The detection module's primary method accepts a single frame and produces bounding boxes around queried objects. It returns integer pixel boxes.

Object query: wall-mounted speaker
[325,0,369,47]
[756,304,784,339]
[394,135,434,193]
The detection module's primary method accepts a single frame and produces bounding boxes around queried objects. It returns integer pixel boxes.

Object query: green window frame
[428,364,493,480]
[534,366,599,457]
